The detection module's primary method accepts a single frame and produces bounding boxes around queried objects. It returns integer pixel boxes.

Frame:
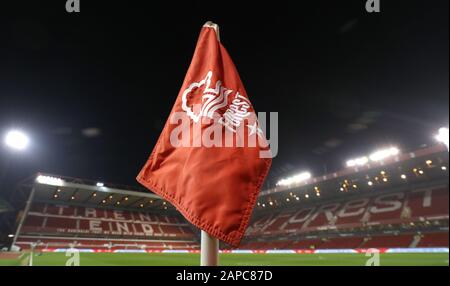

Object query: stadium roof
[262,144,448,197]
[256,144,448,209]
[14,144,448,214]
[16,173,173,212]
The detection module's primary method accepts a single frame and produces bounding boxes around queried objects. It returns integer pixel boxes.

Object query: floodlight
[369,147,399,162]
[346,156,369,167]
[36,175,64,186]
[276,172,311,186]
[435,127,449,150]
[4,130,29,151]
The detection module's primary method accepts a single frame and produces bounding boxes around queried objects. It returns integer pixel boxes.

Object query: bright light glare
[4,130,29,151]
[96,182,104,187]
[435,127,449,150]
[345,147,400,168]
[276,172,311,186]
[36,175,64,186]
[346,156,369,167]
[369,147,400,162]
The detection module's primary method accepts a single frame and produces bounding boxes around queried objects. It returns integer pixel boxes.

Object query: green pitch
[1,252,448,266]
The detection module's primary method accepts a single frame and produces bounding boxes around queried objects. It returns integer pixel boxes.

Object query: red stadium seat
[417,233,449,247]
[362,234,414,248]
[18,203,198,250]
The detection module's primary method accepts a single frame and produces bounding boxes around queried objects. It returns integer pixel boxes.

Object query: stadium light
[96,182,105,187]
[345,147,400,168]
[435,127,449,151]
[4,130,29,151]
[8,234,14,238]
[36,175,64,186]
[276,172,311,187]
[369,147,400,162]
[346,156,369,167]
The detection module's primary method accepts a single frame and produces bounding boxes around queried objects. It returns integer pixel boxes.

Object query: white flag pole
[199,21,221,267]
[203,21,220,42]
[200,230,219,266]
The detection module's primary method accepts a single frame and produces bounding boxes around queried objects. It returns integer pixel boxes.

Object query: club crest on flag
[181,70,254,134]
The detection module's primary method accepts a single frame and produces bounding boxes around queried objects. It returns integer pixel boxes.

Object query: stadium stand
[362,234,415,248]
[246,188,448,236]
[319,237,364,249]
[238,145,449,250]
[16,203,198,250]
[7,145,449,251]
[417,232,449,248]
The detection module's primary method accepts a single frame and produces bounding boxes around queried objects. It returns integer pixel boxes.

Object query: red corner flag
[137,22,271,247]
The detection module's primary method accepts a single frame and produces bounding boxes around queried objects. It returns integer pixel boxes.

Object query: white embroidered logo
[181,71,259,134]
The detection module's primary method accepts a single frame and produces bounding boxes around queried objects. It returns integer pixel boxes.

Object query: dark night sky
[0,1,448,194]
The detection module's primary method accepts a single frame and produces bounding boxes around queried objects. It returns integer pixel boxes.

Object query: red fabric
[137,25,271,247]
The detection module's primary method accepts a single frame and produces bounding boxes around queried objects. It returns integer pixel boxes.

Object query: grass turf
[0,252,448,266]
